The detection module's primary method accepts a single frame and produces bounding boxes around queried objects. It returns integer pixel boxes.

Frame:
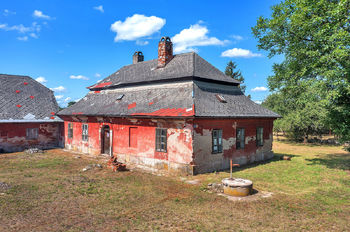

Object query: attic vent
[216,94,227,103]
[116,94,124,101]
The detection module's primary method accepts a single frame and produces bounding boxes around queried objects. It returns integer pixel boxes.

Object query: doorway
[101,125,111,156]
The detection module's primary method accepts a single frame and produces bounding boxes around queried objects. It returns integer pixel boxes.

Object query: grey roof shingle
[88,52,240,90]
[0,74,61,122]
[58,81,280,118]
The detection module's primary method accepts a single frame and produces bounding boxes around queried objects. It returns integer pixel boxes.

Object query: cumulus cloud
[0,22,40,34]
[64,97,71,102]
[251,86,268,92]
[70,75,89,80]
[35,76,47,84]
[93,5,104,13]
[254,100,262,104]
[172,23,228,53]
[33,10,51,20]
[111,14,165,42]
[231,35,243,40]
[55,95,63,100]
[17,36,28,41]
[95,73,101,78]
[136,40,149,46]
[221,48,262,58]
[50,86,66,92]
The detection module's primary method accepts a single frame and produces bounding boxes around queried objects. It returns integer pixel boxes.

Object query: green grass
[0,143,349,231]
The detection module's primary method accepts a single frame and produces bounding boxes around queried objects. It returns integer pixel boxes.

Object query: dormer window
[116,94,124,101]
[216,94,227,103]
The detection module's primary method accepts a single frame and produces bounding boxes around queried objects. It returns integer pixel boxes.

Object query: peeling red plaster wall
[0,122,64,153]
[193,118,274,174]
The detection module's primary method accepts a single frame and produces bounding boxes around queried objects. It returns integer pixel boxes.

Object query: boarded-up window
[155,128,167,152]
[212,129,223,153]
[26,128,38,140]
[129,127,138,148]
[82,124,89,141]
[68,123,73,139]
[256,127,264,146]
[236,128,245,149]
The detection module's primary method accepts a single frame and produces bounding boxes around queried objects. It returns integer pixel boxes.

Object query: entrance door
[101,126,111,155]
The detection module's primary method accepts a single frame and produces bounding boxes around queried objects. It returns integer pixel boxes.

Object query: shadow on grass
[220,153,300,174]
[306,153,350,171]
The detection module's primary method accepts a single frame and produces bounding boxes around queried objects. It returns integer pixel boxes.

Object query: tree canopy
[253,0,350,147]
[225,61,246,93]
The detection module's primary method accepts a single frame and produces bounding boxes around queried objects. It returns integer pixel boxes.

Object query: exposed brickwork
[157,37,173,68]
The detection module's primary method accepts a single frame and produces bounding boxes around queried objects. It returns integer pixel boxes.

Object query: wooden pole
[230,159,232,179]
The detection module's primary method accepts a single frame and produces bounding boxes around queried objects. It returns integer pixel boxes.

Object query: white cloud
[254,100,262,104]
[251,86,268,92]
[64,97,71,102]
[3,9,16,16]
[33,10,51,20]
[50,86,66,92]
[172,23,228,53]
[111,14,165,42]
[70,75,89,80]
[29,33,38,38]
[55,95,63,100]
[0,22,40,33]
[74,98,82,102]
[231,35,243,40]
[35,76,47,84]
[17,36,28,41]
[136,40,149,46]
[95,73,101,78]
[221,48,262,58]
[93,5,104,13]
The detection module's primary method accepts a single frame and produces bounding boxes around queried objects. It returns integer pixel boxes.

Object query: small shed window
[82,124,89,141]
[236,128,245,149]
[256,127,264,146]
[212,129,223,153]
[26,128,38,140]
[155,128,167,152]
[68,123,73,139]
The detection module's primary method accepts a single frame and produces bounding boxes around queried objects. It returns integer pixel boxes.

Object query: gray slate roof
[88,52,240,90]
[59,81,280,118]
[0,74,61,122]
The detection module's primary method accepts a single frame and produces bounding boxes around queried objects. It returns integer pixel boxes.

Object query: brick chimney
[133,51,144,64]
[157,36,173,68]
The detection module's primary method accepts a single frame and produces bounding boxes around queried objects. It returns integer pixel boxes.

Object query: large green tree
[225,61,246,93]
[252,0,350,147]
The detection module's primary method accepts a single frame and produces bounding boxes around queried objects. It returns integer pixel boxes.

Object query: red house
[0,74,64,153]
[58,37,279,174]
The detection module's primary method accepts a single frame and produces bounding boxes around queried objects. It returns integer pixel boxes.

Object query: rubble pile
[107,156,127,172]
[24,148,44,154]
[82,164,103,172]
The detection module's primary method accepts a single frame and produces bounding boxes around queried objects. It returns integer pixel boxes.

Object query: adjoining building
[58,36,280,175]
[0,74,63,153]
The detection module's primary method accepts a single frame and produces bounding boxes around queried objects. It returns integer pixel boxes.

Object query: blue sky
[0,0,282,106]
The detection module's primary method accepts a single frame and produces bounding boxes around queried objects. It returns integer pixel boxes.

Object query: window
[212,129,223,153]
[155,128,167,152]
[116,94,124,101]
[26,128,38,140]
[256,127,264,146]
[82,124,89,141]
[236,128,245,149]
[129,127,138,148]
[215,94,227,103]
[68,123,73,139]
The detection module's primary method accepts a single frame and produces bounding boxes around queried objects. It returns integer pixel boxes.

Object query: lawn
[0,141,349,232]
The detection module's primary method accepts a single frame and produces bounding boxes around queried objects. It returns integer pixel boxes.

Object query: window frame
[26,128,38,140]
[155,128,167,153]
[82,124,89,142]
[129,127,138,148]
[236,128,245,150]
[68,122,73,139]
[256,127,264,147]
[212,129,223,154]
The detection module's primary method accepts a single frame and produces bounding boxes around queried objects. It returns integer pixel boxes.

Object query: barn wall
[62,117,194,174]
[0,122,64,153]
[192,118,274,174]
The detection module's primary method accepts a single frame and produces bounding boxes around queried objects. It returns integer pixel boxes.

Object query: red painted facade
[0,122,64,153]
[61,115,275,174]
